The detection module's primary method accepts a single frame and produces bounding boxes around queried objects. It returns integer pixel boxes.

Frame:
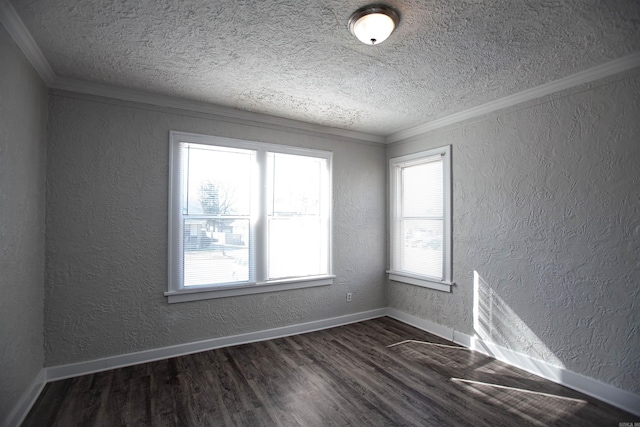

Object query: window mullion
[254,149,268,282]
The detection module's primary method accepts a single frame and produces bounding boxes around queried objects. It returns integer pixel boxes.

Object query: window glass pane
[400,219,443,279]
[402,160,443,217]
[180,143,254,287]
[268,217,324,279]
[268,153,322,216]
[183,218,250,286]
[267,152,327,280]
[182,144,252,216]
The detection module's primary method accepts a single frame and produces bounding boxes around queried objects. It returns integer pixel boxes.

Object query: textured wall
[387,69,640,394]
[0,25,47,422]
[44,93,386,366]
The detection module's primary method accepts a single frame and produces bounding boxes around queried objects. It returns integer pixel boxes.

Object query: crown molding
[386,51,640,144]
[50,77,386,144]
[3,0,638,146]
[1,0,383,144]
[0,0,55,85]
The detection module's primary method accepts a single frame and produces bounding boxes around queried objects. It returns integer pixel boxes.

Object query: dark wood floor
[24,317,637,426]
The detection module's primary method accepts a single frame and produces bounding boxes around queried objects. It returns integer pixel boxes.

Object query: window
[167,131,333,303]
[388,145,452,292]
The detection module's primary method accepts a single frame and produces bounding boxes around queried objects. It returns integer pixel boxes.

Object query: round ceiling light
[348,4,400,45]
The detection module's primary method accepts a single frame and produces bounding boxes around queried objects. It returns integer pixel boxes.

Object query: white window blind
[399,156,444,278]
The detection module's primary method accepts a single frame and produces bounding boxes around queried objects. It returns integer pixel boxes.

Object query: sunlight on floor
[386,339,465,350]
[385,334,590,424]
[450,376,590,425]
[450,378,587,403]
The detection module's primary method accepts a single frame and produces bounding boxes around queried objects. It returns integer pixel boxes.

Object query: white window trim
[167,131,333,303]
[387,145,453,292]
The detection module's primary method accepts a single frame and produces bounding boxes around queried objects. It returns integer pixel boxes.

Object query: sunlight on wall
[472,270,564,368]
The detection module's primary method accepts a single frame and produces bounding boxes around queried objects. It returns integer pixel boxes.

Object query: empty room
[1,0,639,425]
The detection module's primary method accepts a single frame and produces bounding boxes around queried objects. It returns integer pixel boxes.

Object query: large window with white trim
[167,132,333,303]
[388,145,453,292]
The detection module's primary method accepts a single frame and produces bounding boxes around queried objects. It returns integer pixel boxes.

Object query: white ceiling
[8,0,640,136]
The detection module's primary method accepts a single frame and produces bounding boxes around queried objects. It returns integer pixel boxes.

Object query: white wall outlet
[346,292,352,302]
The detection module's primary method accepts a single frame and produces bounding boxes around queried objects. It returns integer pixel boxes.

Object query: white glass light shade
[349,5,399,45]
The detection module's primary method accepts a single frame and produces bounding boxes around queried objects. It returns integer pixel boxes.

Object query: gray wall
[44,92,387,366]
[386,69,640,394]
[5,13,637,412]
[0,26,48,421]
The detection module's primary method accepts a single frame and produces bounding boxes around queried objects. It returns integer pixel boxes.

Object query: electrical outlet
[346,292,352,302]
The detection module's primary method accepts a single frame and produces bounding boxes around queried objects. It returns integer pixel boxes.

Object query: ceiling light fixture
[348,4,400,45]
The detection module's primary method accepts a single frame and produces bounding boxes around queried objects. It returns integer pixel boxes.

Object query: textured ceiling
[10,0,640,135]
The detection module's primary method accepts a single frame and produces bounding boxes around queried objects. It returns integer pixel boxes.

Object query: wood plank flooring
[23,317,637,426]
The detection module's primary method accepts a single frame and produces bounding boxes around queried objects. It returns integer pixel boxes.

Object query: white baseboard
[15,309,640,422]
[468,336,640,418]
[386,308,456,342]
[387,308,640,418]
[46,308,387,381]
[3,368,46,427]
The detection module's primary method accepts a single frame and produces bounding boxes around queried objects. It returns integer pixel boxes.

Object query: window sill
[386,270,453,292]
[165,275,335,303]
